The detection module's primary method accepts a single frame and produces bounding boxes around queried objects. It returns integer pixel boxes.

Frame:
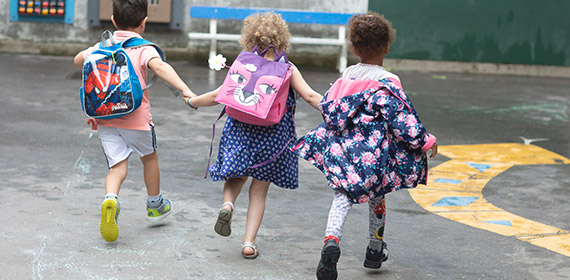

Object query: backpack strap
[121,37,166,60]
[252,45,289,63]
[248,137,293,169]
[99,30,116,48]
[249,88,296,169]
[205,107,228,178]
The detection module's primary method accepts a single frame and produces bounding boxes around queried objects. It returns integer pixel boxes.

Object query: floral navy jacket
[291,78,437,204]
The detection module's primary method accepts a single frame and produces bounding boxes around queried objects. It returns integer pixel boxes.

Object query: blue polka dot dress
[209,90,299,189]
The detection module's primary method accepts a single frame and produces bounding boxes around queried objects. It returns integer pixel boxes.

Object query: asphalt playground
[1,53,569,279]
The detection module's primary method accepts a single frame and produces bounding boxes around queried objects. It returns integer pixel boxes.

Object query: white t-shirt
[342,63,401,87]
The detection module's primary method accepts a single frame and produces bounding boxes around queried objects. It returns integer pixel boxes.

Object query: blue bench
[188,6,354,72]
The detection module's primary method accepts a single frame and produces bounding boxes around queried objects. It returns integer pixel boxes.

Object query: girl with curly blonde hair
[239,12,291,57]
[186,12,323,259]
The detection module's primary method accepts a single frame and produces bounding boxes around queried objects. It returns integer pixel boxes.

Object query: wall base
[2,39,570,78]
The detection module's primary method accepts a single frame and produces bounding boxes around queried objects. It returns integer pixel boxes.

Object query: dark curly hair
[348,12,396,59]
[112,0,148,29]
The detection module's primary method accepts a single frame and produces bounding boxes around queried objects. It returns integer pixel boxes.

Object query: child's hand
[87,118,98,130]
[182,90,197,99]
[184,97,198,110]
[428,142,438,158]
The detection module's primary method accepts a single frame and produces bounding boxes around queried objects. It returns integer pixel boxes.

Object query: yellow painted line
[409,143,570,257]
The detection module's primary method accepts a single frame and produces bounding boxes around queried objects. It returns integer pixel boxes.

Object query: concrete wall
[0,0,367,68]
[4,0,569,76]
[370,0,570,67]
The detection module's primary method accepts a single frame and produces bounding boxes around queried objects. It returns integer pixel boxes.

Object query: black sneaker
[363,241,388,269]
[316,239,341,280]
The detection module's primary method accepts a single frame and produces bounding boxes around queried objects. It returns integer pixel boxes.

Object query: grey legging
[324,191,386,242]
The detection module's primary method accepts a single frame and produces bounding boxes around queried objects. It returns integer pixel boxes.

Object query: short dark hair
[112,0,148,29]
[348,12,396,59]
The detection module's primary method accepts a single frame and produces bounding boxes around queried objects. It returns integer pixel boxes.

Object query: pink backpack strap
[325,79,384,102]
[386,77,402,88]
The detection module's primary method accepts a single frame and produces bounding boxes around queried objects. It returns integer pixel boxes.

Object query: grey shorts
[97,125,157,168]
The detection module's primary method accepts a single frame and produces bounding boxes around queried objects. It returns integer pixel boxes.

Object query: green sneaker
[146,197,173,223]
[100,197,120,242]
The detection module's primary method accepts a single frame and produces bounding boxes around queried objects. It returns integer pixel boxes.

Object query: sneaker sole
[364,252,388,269]
[317,243,341,280]
[146,201,173,224]
[100,199,119,242]
[214,209,232,237]
[363,259,382,269]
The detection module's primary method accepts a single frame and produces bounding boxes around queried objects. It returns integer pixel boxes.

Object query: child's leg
[242,178,270,256]
[100,160,127,242]
[214,177,248,237]
[140,150,174,223]
[368,195,386,247]
[222,177,248,211]
[317,191,351,279]
[140,150,160,196]
[364,195,388,269]
[105,159,128,195]
[97,126,131,242]
[324,191,353,241]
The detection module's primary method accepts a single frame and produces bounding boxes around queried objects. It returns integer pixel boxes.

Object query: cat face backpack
[214,45,292,126]
[205,45,295,177]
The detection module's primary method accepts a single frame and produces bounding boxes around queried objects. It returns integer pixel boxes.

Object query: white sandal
[242,242,259,259]
[214,201,234,237]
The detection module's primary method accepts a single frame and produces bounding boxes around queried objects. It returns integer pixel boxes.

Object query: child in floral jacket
[290,12,438,280]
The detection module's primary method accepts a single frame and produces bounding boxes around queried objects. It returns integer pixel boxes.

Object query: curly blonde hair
[349,12,396,59]
[239,12,291,56]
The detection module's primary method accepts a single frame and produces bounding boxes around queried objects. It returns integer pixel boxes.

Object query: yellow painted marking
[410,143,570,256]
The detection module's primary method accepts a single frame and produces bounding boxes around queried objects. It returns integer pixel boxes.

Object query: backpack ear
[252,45,260,55]
[275,49,289,63]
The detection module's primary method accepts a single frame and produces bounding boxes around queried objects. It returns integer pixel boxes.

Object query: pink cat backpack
[215,45,292,126]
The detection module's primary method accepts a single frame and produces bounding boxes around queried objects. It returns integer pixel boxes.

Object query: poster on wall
[18,0,65,16]
[10,0,74,23]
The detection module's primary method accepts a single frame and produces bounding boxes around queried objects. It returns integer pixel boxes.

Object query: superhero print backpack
[80,30,165,119]
[215,45,292,126]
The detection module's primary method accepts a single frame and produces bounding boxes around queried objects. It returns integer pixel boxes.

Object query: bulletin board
[10,0,74,24]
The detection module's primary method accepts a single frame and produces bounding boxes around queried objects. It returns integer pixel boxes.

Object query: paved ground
[1,54,569,280]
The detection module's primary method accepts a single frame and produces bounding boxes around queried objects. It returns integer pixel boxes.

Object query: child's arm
[427,142,438,158]
[392,110,438,157]
[290,65,323,109]
[73,51,85,67]
[148,57,197,99]
[183,86,222,109]
[376,93,438,157]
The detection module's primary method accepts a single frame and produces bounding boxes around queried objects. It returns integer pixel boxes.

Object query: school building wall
[1,0,569,71]
[370,0,570,67]
[0,0,367,69]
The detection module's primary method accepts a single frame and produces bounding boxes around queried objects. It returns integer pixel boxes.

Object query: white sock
[105,193,118,200]
[147,194,162,207]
